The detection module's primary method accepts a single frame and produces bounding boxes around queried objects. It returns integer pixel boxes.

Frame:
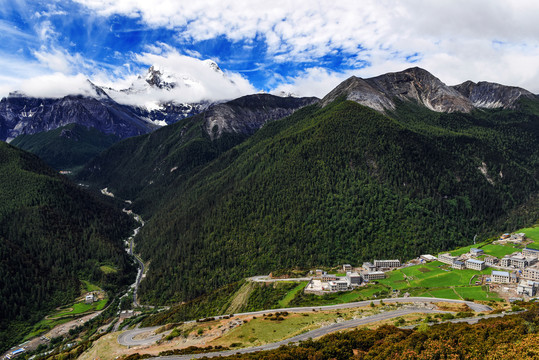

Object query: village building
[485,256,498,266]
[363,271,385,281]
[327,280,348,292]
[500,256,512,267]
[511,255,528,268]
[346,272,362,286]
[523,248,539,258]
[420,254,437,262]
[373,259,401,269]
[465,259,486,271]
[362,262,377,272]
[452,260,466,270]
[438,253,458,265]
[517,280,538,297]
[470,248,484,256]
[342,264,353,273]
[510,272,519,283]
[491,270,510,283]
[321,274,338,282]
[85,294,95,304]
[523,264,539,281]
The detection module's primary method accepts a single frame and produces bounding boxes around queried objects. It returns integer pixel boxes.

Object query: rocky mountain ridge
[322,67,538,113]
[0,91,157,142]
[203,94,318,140]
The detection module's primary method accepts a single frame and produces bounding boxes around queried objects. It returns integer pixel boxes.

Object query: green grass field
[81,280,101,292]
[213,311,351,347]
[278,282,308,308]
[374,260,498,301]
[450,245,479,256]
[418,288,460,300]
[99,265,118,274]
[50,299,108,318]
[455,286,501,301]
[449,242,517,258]
[520,226,539,249]
[481,244,518,258]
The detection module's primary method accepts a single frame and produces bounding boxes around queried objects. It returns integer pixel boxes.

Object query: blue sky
[1,0,538,102]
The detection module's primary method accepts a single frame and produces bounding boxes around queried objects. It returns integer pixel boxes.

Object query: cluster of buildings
[438,248,488,270]
[495,232,526,244]
[437,241,539,297]
[306,260,401,294]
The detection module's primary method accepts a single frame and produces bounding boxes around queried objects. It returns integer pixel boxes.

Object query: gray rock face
[129,102,211,126]
[452,80,537,109]
[322,67,536,113]
[0,93,158,142]
[203,94,319,140]
[322,67,474,113]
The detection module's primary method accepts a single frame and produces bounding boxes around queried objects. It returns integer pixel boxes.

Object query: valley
[1,67,538,360]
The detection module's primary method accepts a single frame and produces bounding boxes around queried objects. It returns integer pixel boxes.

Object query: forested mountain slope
[0,142,135,351]
[77,94,317,215]
[132,97,538,304]
[11,123,120,170]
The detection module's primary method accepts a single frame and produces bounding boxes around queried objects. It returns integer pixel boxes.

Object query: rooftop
[492,270,509,277]
[466,259,485,264]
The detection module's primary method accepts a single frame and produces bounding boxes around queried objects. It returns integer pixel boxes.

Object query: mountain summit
[322,67,537,113]
[452,80,537,109]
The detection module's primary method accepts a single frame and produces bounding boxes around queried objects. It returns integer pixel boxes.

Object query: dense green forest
[130,98,538,304]
[77,94,539,306]
[78,110,246,215]
[0,142,136,352]
[11,124,119,171]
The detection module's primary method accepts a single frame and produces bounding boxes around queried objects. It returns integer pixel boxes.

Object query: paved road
[205,297,491,320]
[248,275,312,282]
[118,326,163,346]
[149,308,448,360]
[118,297,491,347]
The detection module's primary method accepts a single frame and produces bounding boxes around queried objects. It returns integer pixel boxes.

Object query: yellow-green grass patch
[278,282,308,308]
[213,311,345,347]
[100,265,118,274]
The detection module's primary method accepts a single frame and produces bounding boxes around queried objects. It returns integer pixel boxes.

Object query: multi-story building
[470,248,484,256]
[485,256,498,266]
[373,259,401,269]
[321,274,337,282]
[517,280,538,297]
[438,253,458,265]
[362,262,377,272]
[465,259,485,271]
[343,264,353,273]
[491,270,510,283]
[346,272,362,286]
[523,264,539,281]
[500,256,512,267]
[363,271,385,281]
[511,255,528,269]
[328,280,349,292]
[420,254,437,262]
[452,260,465,270]
[523,248,539,258]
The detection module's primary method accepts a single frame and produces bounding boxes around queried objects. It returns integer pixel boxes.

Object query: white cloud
[14,73,102,98]
[272,68,354,98]
[74,0,539,93]
[100,45,256,105]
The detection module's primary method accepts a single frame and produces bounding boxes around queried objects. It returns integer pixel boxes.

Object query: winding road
[118,297,492,350]
[149,308,507,360]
